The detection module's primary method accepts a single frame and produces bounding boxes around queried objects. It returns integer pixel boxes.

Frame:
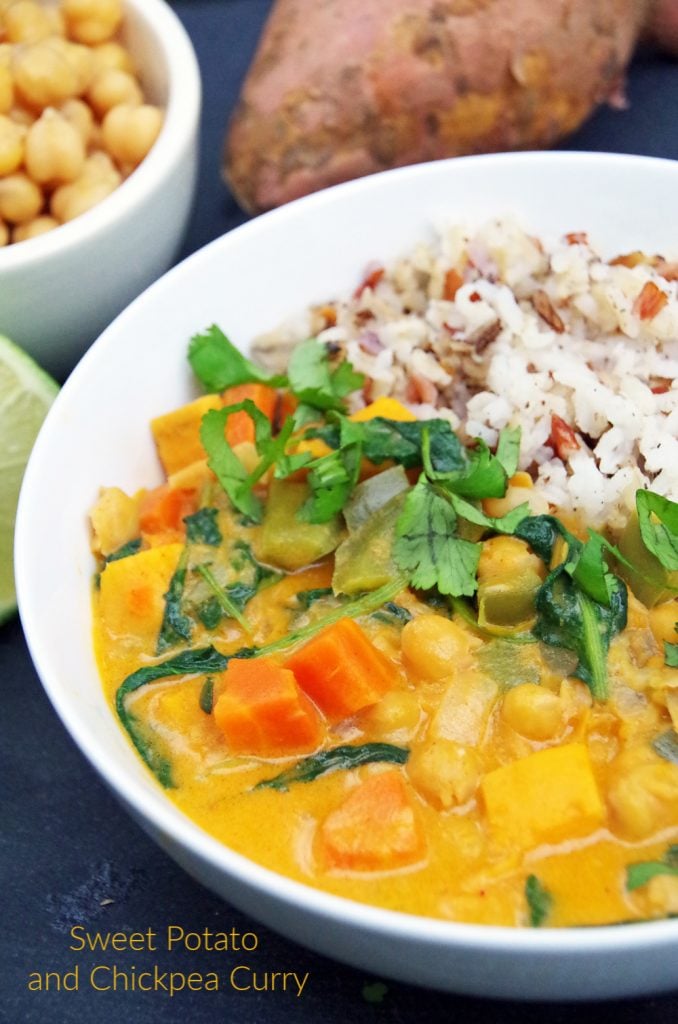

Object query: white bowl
[0,0,201,381]
[15,152,678,1002]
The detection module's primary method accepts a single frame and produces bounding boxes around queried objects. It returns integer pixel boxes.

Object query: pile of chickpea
[0,0,164,245]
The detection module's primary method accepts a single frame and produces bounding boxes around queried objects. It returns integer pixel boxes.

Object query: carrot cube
[285,618,396,723]
[138,484,198,543]
[222,383,278,447]
[213,657,323,757]
[319,770,425,870]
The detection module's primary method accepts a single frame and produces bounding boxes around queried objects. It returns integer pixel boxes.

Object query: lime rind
[0,334,59,625]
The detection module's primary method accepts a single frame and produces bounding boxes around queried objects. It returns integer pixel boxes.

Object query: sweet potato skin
[224,0,649,213]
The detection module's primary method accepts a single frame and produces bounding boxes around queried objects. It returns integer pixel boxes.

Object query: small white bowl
[15,152,678,1002]
[0,0,201,380]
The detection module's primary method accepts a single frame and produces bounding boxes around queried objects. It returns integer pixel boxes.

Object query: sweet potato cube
[480,743,605,846]
[213,657,323,757]
[350,396,416,423]
[98,542,183,651]
[151,394,223,476]
[319,770,425,871]
[285,618,396,723]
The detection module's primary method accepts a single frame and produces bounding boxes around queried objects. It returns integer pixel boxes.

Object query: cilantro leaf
[299,442,362,523]
[201,401,298,523]
[627,845,678,891]
[188,324,285,391]
[665,641,678,668]
[426,436,508,499]
[636,490,678,572]
[496,425,522,478]
[525,874,553,927]
[447,492,529,535]
[394,478,481,597]
[287,338,363,411]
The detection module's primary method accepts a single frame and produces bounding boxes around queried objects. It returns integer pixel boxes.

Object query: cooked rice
[253,219,678,530]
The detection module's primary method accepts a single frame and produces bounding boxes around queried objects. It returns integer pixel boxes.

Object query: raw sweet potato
[224,0,665,214]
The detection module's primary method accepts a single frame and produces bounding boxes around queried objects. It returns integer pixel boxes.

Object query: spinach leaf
[525,874,553,927]
[636,490,678,572]
[188,324,286,391]
[372,602,413,626]
[196,596,223,630]
[296,587,334,610]
[104,538,141,563]
[157,548,192,654]
[195,563,252,635]
[199,676,214,714]
[230,539,279,589]
[394,477,481,597]
[254,743,410,791]
[532,565,627,700]
[115,646,230,787]
[184,507,221,546]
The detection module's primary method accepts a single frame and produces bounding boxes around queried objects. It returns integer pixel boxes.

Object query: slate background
[3,2,678,1021]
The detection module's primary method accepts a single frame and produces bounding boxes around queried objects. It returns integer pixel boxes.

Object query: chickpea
[49,37,95,95]
[607,748,678,839]
[24,108,85,185]
[13,38,80,108]
[0,112,24,175]
[87,68,142,118]
[12,212,58,241]
[401,615,472,680]
[9,104,35,127]
[477,535,544,587]
[59,96,93,145]
[0,60,13,114]
[50,150,120,222]
[0,170,42,222]
[90,40,135,77]
[61,0,123,46]
[501,683,563,741]
[362,690,420,738]
[483,475,550,519]
[4,0,55,43]
[102,103,162,167]
[649,599,678,646]
[645,875,678,916]
[408,738,480,809]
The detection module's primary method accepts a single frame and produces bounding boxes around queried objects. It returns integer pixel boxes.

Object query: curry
[91,326,678,928]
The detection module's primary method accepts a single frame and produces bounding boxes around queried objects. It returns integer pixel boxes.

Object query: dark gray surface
[3,2,678,1021]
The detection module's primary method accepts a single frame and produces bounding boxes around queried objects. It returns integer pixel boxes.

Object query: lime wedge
[0,335,59,624]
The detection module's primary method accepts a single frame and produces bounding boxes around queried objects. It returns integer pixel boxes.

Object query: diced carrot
[549,414,580,461]
[222,383,278,447]
[285,618,396,723]
[213,657,323,757]
[276,389,298,429]
[633,280,668,322]
[138,484,198,541]
[319,770,425,870]
[443,267,464,301]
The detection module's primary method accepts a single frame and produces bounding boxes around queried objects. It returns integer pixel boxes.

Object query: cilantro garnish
[525,874,553,927]
[287,338,364,412]
[627,845,678,892]
[189,324,286,391]
[636,490,678,572]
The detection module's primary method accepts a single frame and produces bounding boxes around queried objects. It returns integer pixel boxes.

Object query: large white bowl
[15,152,678,1002]
[0,0,201,381]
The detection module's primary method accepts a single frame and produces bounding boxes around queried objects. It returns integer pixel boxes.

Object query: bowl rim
[16,149,678,965]
[0,0,201,269]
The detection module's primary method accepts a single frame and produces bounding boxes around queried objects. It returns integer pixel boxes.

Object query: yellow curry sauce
[90,346,678,930]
